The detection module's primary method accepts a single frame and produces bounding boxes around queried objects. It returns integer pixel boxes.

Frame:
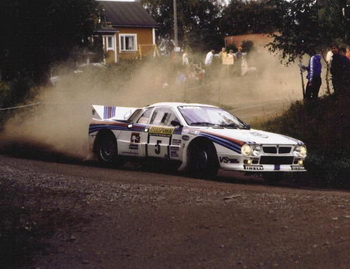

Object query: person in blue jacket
[299,50,322,100]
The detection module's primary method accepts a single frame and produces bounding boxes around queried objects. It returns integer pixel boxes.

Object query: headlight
[241,144,252,156]
[293,145,307,158]
[252,145,262,156]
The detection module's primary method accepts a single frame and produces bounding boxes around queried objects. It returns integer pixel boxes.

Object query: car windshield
[178,105,247,129]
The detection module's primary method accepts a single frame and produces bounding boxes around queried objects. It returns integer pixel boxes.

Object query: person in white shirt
[182,51,189,65]
[205,50,215,65]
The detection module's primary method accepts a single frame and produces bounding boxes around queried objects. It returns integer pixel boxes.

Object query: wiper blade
[219,123,240,129]
[190,122,216,126]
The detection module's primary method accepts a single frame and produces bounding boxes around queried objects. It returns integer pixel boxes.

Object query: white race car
[88,102,306,182]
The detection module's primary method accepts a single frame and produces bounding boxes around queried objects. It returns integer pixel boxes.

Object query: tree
[220,0,284,36]
[0,0,98,83]
[141,0,226,52]
[268,0,350,63]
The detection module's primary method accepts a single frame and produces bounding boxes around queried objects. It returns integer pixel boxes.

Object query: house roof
[96,22,119,35]
[98,1,158,28]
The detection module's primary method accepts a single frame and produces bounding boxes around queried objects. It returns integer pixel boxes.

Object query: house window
[120,34,137,52]
[107,36,114,50]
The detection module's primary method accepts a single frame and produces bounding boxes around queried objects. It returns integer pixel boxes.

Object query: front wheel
[188,141,219,178]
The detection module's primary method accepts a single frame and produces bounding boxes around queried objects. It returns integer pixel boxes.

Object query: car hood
[199,128,304,145]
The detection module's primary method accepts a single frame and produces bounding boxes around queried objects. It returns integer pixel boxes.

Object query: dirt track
[1,154,350,269]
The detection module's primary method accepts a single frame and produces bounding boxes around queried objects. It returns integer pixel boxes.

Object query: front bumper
[219,154,306,172]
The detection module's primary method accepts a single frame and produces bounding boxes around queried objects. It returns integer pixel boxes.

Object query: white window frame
[119,34,138,52]
[107,36,114,50]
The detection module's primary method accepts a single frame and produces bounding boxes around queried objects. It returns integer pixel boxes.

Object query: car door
[116,108,153,157]
[147,107,178,159]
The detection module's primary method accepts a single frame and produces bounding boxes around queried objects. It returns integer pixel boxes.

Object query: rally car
[88,102,307,182]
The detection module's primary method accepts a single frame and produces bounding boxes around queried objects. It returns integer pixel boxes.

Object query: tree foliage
[142,0,350,63]
[141,0,226,52]
[268,0,350,62]
[220,0,284,36]
[1,0,349,83]
[0,0,98,83]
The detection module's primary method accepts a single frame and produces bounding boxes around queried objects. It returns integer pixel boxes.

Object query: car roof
[148,102,218,109]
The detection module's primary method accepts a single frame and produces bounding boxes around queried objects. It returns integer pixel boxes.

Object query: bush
[257,94,350,185]
[0,79,38,129]
[305,149,350,187]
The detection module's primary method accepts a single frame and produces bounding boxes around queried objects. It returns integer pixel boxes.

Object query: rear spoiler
[92,105,137,120]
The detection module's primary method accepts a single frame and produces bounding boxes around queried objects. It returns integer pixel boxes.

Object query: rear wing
[92,105,137,120]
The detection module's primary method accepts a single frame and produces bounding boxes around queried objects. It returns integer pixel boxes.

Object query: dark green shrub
[257,95,350,186]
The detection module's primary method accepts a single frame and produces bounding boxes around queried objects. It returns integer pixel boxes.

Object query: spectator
[330,44,350,95]
[299,51,322,100]
[204,50,215,66]
[326,50,333,65]
[339,47,350,93]
[219,47,227,62]
[227,49,235,75]
[233,46,246,76]
[182,51,189,65]
[234,46,244,60]
[176,68,187,84]
[339,47,349,58]
[346,47,350,61]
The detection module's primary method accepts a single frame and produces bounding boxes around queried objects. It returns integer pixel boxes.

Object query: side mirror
[171,120,182,127]
[245,123,251,130]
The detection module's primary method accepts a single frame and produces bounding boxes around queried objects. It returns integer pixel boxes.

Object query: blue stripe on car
[200,132,242,154]
[89,124,127,134]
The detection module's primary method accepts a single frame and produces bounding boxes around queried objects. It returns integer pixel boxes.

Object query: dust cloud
[0,48,308,160]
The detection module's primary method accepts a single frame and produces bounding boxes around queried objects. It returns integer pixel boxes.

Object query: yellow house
[96,1,158,63]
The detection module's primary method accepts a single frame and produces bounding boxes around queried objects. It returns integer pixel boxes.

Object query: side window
[150,108,179,126]
[137,108,153,124]
[127,109,142,123]
[161,113,170,125]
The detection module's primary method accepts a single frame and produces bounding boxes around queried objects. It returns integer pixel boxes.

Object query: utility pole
[173,0,179,49]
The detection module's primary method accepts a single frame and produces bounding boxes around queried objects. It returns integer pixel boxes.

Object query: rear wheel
[188,141,219,178]
[95,131,124,166]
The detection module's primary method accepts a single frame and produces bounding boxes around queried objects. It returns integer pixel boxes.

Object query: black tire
[262,172,284,184]
[188,141,219,178]
[95,131,123,166]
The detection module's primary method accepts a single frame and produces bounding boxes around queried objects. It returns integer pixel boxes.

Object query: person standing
[300,51,322,100]
[204,49,215,78]
[339,47,350,93]
[204,50,215,66]
[227,49,235,75]
[346,47,350,61]
[233,46,245,76]
[330,43,348,94]
[219,47,227,62]
[182,51,189,65]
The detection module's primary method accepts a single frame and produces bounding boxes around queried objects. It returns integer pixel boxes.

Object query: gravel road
[1,154,350,269]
